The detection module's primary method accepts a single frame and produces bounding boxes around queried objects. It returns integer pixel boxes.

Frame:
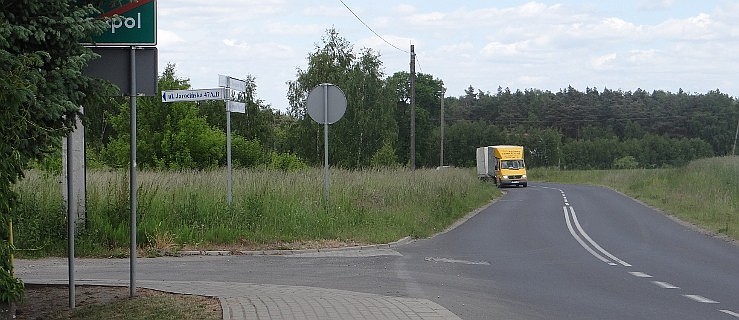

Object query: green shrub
[267,152,308,171]
[613,156,638,169]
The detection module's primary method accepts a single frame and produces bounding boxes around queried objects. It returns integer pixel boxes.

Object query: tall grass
[12,167,497,257]
[532,156,739,240]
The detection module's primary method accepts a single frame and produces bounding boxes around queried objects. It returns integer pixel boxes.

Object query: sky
[156,0,739,111]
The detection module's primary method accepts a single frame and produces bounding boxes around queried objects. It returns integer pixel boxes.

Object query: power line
[415,54,424,74]
[338,0,409,54]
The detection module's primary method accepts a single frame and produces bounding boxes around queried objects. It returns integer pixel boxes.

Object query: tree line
[83,29,737,172]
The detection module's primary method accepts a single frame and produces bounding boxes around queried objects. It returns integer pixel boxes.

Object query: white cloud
[154,0,739,112]
[638,0,675,11]
[591,53,618,70]
[303,5,348,17]
[223,39,248,49]
[628,49,659,64]
[395,4,416,15]
[656,13,716,41]
[157,29,185,47]
[481,41,528,57]
[264,22,324,36]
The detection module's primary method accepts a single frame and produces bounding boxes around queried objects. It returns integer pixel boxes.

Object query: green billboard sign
[82,0,156,46]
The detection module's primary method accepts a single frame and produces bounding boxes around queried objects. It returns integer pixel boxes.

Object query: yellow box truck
[476,145,528,187]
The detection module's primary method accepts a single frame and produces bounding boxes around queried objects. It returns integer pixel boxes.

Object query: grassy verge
[13,167,498,257]
[532,156,738,241]
[66,294,220,320]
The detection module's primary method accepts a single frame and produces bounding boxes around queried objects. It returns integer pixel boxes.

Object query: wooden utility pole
[733,116,739,155]
[439,87,446,167]
[410,44,416,169]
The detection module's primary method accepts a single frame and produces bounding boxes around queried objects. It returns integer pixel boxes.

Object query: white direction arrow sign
[227,101,246,114]
[161,88,225,102]
[219,75,246,92]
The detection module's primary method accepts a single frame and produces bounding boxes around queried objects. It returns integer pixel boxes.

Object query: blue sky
[157,1,739,111]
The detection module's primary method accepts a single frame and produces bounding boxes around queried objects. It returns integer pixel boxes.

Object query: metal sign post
[66,132,75,308]
[128,46,138,298]
[306,83,347,205]
[79,0,158,303]
[218,75,246,205]
[323,85,329,201]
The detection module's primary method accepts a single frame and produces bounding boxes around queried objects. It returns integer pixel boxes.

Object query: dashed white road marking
[629,271,652,278]
[651,281,679,289]
[683,294,719,304]
[548,186,731,317]
[424,257,490,265]
[720,310,739,318]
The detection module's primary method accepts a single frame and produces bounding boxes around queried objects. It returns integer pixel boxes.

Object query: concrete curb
[177,236,415,256]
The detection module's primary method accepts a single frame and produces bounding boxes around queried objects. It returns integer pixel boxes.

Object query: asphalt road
[17,183,739,319]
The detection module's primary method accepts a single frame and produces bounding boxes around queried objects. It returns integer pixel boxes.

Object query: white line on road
[651,281,679,289]
[563,206,614,265]
[683,294,719,304]
[568,207,632,267]
[629,271,652,278]
[720,310,739,318]
[424,257,491,265]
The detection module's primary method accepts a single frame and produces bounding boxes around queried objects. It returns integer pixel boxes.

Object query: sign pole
[323,84,330,205]
[226,98,232,205]
[305,83,346,208]
[129,46,137,298]
[67,132,75,309]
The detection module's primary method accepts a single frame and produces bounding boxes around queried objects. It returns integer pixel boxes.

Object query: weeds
[12,167,496,257]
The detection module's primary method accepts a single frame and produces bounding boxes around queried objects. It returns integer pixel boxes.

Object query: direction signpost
[161,77,246,206]
[219,75,247,205]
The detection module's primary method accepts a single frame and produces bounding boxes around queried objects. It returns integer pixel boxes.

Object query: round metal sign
[306,83,347,124]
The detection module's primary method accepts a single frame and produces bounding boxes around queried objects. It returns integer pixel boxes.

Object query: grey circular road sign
[306,84,347,124]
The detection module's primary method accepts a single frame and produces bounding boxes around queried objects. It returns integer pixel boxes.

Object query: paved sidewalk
[29,279,462,320]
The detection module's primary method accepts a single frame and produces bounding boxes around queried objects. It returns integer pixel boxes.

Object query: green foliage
[0,235,24,303]
[560,134,714,169]
[385,71,445,168]
[267,153,308,171]
[443,87,738,164]
[613,156,639,169]
[286,28,398,169]
[13,167,496,255]
[0,266,24,304]
[231,137,267,168]
[94,64,288,171]
[370,142,399,168]
[0,0,106,302]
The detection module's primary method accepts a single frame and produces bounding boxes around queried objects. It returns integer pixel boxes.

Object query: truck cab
[477,145,528,187]
[494,156,527,187]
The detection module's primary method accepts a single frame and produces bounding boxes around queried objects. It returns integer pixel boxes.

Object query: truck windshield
[501,160,525,169]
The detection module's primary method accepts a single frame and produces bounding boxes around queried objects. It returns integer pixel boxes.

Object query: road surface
[17,183,739,319]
